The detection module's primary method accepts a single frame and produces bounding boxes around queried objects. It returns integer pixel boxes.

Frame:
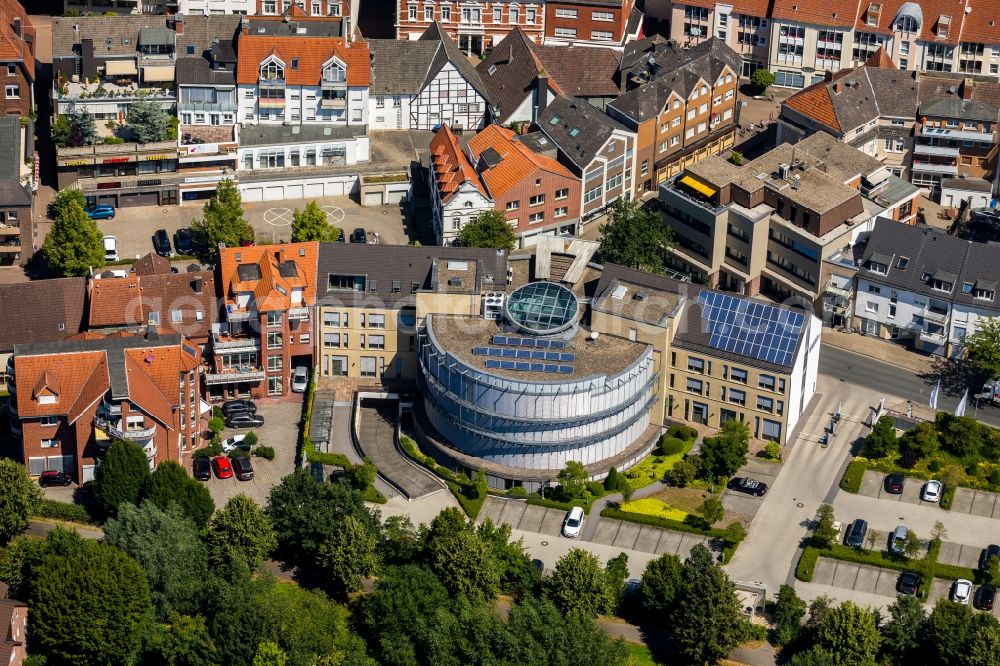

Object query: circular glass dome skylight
[504,281,579,335]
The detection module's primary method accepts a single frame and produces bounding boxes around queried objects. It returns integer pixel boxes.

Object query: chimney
[961,78,974,100]
[11,17,21,37]
[536,72,549,116]
[192,276,203,294]
[174,17,184,34]
[833,82,842,94]
[824,70,834,82]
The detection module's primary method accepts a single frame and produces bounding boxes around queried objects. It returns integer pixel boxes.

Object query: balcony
[225,305,254,322]
[911,160,958,175]
[55,79,175,103]
[919,329,948,346]
[288,306,310,319]
[913,143,960,157]
[0,224,19,236]
[204,367,266,385]
[824,279,853,299]
[920,126,996,143]
[212,330,260,353]
[923,307,950,324]
[320,97,347,109]
[0,240,21,254]
[94,414,158,441]
[823,298,852,315]
[178,100,237,113]
[259,77,285,88]
[259,96,287,108]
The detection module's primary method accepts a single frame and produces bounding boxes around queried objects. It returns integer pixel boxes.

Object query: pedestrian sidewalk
[821,328,933,374]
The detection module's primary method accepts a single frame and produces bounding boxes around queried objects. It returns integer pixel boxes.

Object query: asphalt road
[819,345,1000,427]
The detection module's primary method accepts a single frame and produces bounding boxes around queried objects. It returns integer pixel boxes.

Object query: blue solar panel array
[696,291,805,367]
[484,359,573,374]
[492,335,567,349]
[473,347,574,362]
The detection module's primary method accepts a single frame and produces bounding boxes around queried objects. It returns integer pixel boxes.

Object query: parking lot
[857,469,1000,519]
[721,458,782,521]
[203,400,301,507]
[811,559,903,599]
[478,497,716,557]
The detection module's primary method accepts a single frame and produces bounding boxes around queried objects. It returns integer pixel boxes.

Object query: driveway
[721,458,782,521]
[204,401,300,507]
[857,470,933,505]
[810,559,903,600]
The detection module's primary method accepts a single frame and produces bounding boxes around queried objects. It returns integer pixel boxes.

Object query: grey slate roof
[246,19,344,37]
[175,15,241,55]
[919,97,999,122]
[175,57,235,86]
[942,177,993,192]
[0,116,28,207]
[857,218,1000,313]
[417,23,490,101]
[52,15,171,58]
[316,244,508,308]
[368,26,489,101]
[0,278,87,354]
[238,123,368,147]
[537,95,632,171]
[533,44,621,97]
[476,28,542,124]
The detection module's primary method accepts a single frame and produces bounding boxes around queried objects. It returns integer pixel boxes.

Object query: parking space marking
[321,206,346,223]
[263,207,293,226]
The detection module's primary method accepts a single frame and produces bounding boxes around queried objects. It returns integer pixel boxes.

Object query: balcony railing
[178,100,237,113]
[225,305,254,322]
[923,307,950,324]
[824,280,853,298]
[204,368,266,385]
[920,329,948,346]
[911,161,958,175]
[320,97,347,109]
[94,415,158,441]
[212,332,260,352]
[913,143,960,157]
[920,126,996,143]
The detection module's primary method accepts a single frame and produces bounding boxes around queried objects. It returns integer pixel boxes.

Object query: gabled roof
[66,357,110,425]
[0,0,32,79]
[536,95,632,171]
[917,75,1000,116]
[476,27,555,125]
[14,351,105,418]
[0,278,86,354]
[429,124,488,203]
[919,96,999,123]
[468,124,576,200]
[218,242,319,312]
[418,22,490,101]
[52,15,171,59]
[235,35,370,86]
[533,45,621,98]
[770,0,860,27]
[368,24,488,100]
[851,0,974,44]
[174,14,240,56]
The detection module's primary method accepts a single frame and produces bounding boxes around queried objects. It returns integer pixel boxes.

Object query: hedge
[940,484,957,510]
[840,460,867,493]
[796,548,819,581]
[601,507,744,562]
[527,496,595,515]
[32,499,99,525]
[362,486,388,504]
[665,424,698,441]
[399,435,487,518]
[253,445,275,461]
[447,480,486,519]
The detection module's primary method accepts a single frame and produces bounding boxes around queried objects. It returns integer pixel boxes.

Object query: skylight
[569,128,581,137]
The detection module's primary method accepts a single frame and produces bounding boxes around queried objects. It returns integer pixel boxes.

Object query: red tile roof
[771,0,860,27]
[123,349,181,426]
[0,0,33,79]
[852,0,972,44]
[15,351,106,418]
[783,76,844,132]
[235,35,370,86]
[218,242,319,313]
[468,124,576,200]
[430,125,487,203]
[958,2,1000,44]
[88,278,144,327]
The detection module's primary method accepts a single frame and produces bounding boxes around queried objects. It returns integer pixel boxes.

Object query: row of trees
[864,411,1000,471]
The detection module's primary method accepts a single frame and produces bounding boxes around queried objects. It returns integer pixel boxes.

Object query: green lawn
[625,642,667,666]
[623,439,694,490]
[621,498,688,521]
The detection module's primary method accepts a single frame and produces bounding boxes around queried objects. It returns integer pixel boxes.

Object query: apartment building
[660,0,772,78]
[657,130,919,305]
[428,124,493,246]
[0,1,33,117]
[534,95,637,222]
[0,594,27,666]
[0,116,33,265]
[607,37,740,195]
[468,124,582,242]
[854,217,1000,356]
[368,24,490,131]
[543,0,643,48]
[9,331,203,484]
[477,27,621,125]
[211,243,319,400]
[396,0,544,54]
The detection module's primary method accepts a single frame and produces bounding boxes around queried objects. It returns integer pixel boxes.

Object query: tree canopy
[546,548,611,618]
[42,197,106,277]
[698,419,751,480]
[291,201,341,242]
[672,544,746,665]
[598,198,673,273]
[864,415,899,458]
[191,179,255,261]
[317,514,380,599]
[94,439,152,515]
[124,100,171,143]
[206,494,277,570]
[141,460,215,528]
[457,209,518,251]
[751,69,776,93]
[52,111,98,148]
[0,458,40,544]
[965,317,1000,380]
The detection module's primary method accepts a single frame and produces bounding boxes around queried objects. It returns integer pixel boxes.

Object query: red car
[211,455,234,479]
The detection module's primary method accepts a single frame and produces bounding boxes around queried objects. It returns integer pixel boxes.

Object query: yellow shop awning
[679,175,717,197]
[104,59,137,76]
[143,65,175,82]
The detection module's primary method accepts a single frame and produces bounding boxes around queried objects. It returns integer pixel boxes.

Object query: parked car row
[884,473,943,505]
[197,454,256,482]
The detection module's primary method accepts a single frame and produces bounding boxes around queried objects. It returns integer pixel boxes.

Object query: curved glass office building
[417,285,658,473]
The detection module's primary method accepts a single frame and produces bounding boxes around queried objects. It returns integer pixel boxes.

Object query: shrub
[666,425,698,441]
[208,417,224,435]
[660,436,687,456]
[604,466,624,492]
[528,496,593,514]
[796,548,819,582]
[242,432,258,448]
[840,460,866,493]
[585,481,606,498]
[763,442,782,462]
[928,459,943,473]
[253,445,275,460]
[508,486,527,497]
[683,514,711,531]
[940,484,956,510]
[990,470,1000,489]
[721,522,746,544]
[665,459,698,488]
[32,499,97,524]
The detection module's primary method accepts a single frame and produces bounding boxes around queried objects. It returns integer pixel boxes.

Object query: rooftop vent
[612,285,628,300]
[448,277,463,287]
[634,290,647,301]
[778,163,790,179]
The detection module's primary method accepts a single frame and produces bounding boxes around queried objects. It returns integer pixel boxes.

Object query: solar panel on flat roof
[536,339,550,349]
[515,362,530,371]
[560,353,575,362]
[545,351,561,361]
[485,359,501,369]
[558,365,574,374]
[501,360,517,370]
[472,347,489,356]
[530,363,544,372]
[696,291,805,368]
[488,348,502,357]
[543,364,559,373]
[502,348,517,358]
[531,350,546,360]
[549,340,567,349]
[493,335,508,345]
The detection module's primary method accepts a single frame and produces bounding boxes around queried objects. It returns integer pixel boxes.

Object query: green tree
[811,601,881,666]
[672,544,745,665]
[788,648,837,666]
[640,553,684,615]
[926,598,976,666]
[51,113,71,147]
[318,514,380,598]
[42,198,105,277]
[597,197,673,273]
[140,460,215,528]
[866,530,883,552]
[898,421,939,464]
[604,552,629,611]
[253,641,287,666]
[903,528,923,559]
[813,504,838,548]
[751,68,776,93]
[291,201,340,242]
[666,458,698,487]
[380,514,422,565]
[103,501,209,620]
[698,497,725,526]
[699,420,751,480]
[603,467,623,492]
[456,209,517,251]
[69,110,99,147]
[94,439,151,515]
[429,528,501,602]
[935,412,986,458]
[206,494,277,570]
[347,458,377,492]
[505,596,631,666]
[557,461,588,500]
[772,584,806,646]
[191,179,255,261]
[965,317,1000,379]
[547,549,610,618]
[124,99,170,143]
[49,189,86,220]
[30,537,152,665]
[476,518,539,597]
[969,621,1000,666]
[863,415,898,458]
[142,613,220,666]
[880,594,925,665]
[0,458,41,544]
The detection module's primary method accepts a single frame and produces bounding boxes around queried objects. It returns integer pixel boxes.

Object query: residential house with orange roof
[429,125,493,245]
[468,124,582,242]
[9,331,203,484]
[211,242,319,400]
[0,589,27,666]
[0,0,33,118]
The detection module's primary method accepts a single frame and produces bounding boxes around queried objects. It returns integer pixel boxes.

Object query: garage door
[120,192,159,207]
[264,186,284,201]
[324,182,345,197]
[286,184,303,200]
[305,183,324,198]
[97,194,117,206]
[387,190,406,204]
[364,191,383,206]
[243,188,263,202]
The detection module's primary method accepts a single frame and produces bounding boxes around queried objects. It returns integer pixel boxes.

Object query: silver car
[291,366,309,393]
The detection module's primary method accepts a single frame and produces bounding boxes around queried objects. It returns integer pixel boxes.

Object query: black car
[221,399,256,416]
[153,229,172,257]
[729,477,768,496]
[845,519,869,548]
[980,544,1000,571]
[886,473,905,494]
[976,584,997,611]
[225,413,265,429]
[351,227,367,244]
[897,572,921,595]
[193,457,211,481]
[232,456,255,481]
[334,227,346,243]
[38,470,72,487]
[174,227,194,255]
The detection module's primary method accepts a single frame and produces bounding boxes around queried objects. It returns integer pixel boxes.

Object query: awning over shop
[679,175,717,197]
[143,65,175,83]
[104,59,138,76]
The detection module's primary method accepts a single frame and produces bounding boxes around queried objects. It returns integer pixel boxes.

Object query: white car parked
[562,506,584,538]
[951,579,973,605]
[922,479,943,503]
[221,434,248,454]
[103,235,119,261]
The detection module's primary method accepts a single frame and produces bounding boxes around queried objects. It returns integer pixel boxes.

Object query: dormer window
[323,61,346,83]
[260,60,284,81]
[867,260,888,275]
[975,288,995,301]
[896,256,909,269]
[931,279,952,293]
[895,15,918,33]
[937,15,950,38]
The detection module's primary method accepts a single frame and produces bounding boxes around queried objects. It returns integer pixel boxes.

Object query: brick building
[396,0,544,55]
[0,0,33,118]
[543,0,642,47]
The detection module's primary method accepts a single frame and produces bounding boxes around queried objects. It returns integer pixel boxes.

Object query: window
[324,333,341,347]
[268,377,283,396]
[555,8,577,18]
[375,96,385,108]
[267,356,283,372]
[671,135,680,146]
[868,285,881,294]
[730,367,748,383]
[555,188,569,200]
[171,310,183,323]
[591,30,613,41]
[554,207,567,218]
[267,331,282,349]
[441,4,450,20]
[759,374,775,390]
[4,84,17,99]
[757,395,774,412]
[974,288,995,301]
[865,301,879,313]
[686,378,704,394]
[509,6,518,23]
[267,312,283,327]
[529,194,544,206]
[506,200,520,211]
[424,5,433,20]
[392,281,401,294]
[409,4,417,20]
[368,313,385,328]
[40,416,58,427]
[360,356,377,377]
[529,212,544,223]
[369,335,385,349]
[323,312,341,327]
[729,389,746,406]
[493,6,501,22]
[526,7,536,23]
[554,26,577,37]
[688,357,705,373]
[640,160,648,176]
[260,60,284,81]
[41,439,59,449]
[593,10,613,21]
[761,419,782,442]
[672,117,681,127]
